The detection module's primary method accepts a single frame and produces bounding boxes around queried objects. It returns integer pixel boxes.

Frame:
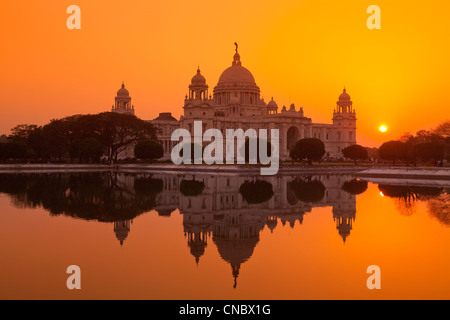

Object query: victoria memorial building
[111,45,357,160]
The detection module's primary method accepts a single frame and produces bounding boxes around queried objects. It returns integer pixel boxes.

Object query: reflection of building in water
[333,202,356,243]
[187,231,210,265]
[114,220,132,246]
[109,173,356,284]
[153,175,180,217]
[213,208,265,288]
[151,173,356,286]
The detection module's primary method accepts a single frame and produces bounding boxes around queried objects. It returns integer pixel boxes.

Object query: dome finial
[232,43,241,66]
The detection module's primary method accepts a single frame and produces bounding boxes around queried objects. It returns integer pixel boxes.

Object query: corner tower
[332,88,357,154]
[112,82,135,115]
[183,68,214,123]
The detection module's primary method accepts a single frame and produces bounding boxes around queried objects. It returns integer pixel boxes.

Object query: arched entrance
[287,126,300,151]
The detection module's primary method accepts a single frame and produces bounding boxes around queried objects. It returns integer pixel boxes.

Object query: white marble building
[113,45,357,161]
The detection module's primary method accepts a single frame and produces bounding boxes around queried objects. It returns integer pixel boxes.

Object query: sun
[379,125,387,133]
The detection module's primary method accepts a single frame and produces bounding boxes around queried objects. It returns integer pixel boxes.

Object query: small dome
[117,82,129,97]
[339,88,351,101]
[267,97,277,108]
[191,68,206,86]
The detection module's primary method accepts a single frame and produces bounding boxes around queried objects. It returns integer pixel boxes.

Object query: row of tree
[289,120,449,165]
[1,114,448,165]
[0,112,160,163]
[289,138,369,165]
[378,126,449,165]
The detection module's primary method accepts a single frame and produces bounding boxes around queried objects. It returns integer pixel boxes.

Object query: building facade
[113,45,357,160]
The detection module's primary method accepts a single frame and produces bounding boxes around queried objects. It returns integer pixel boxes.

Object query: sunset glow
[0,0,449,304]
[1,1,449,147]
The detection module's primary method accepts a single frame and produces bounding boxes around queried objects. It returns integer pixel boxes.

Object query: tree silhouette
[342,144,368,165]
[134,139,164,163]
[78,137,104,163]
[0,173,163,222]
[3,112,159,163]
[379,184,443,216]
[239,180,274,204]
[179,179,205,197]
[378,140,408,165]
[412,142,444,163]
[432,120,450,138]
[289,138,325,165]
[341,179,368,195]
[427,191,450,227]
[288,177,325,203]
[0,142,28,161]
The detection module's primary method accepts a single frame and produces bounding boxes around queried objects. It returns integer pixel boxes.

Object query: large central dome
[215,50,258,90]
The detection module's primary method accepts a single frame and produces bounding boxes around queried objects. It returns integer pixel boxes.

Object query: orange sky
[1,0,449,147]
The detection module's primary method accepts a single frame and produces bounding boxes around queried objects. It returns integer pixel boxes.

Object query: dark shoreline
[0,163,448,180]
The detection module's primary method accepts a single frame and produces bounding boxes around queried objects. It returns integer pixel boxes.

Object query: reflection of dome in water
[213,236,259,288]
[338,222,351,243]
[114,220,131,246]
[333,212,354,244]
[266,216,278,233]
[215,237,258,265]
[187,232,208,265]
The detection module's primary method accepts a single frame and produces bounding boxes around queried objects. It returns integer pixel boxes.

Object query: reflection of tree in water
[288,177,325,203]
[341,179,368,195]
[179,179,205,197]
[0,173,163,222]
[427,190,450,227]
[239,180,274,204]
[378,185,444,217]
[394,198,417,216]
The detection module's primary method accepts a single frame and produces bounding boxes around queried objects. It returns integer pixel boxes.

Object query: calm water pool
[0,172,448,299]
